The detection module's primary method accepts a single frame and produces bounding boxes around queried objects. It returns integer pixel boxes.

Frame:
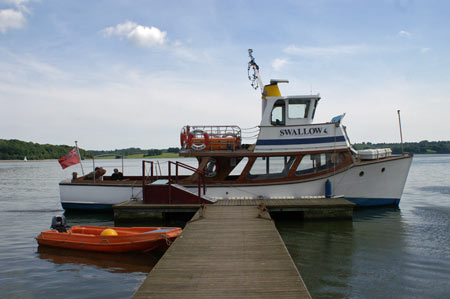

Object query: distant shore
[0,154,183,162]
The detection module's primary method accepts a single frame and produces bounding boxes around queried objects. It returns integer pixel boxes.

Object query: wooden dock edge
[113,197,355,222]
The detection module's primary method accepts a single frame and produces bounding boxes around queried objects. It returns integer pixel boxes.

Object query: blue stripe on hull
[61,202,113,211]
[256,136,346,146]
[345,197,400,207]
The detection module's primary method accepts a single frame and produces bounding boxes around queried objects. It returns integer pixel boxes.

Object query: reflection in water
[277,219,355,298]
[37,246,160,274]
[277,207,412,298]
[418,185,450,195]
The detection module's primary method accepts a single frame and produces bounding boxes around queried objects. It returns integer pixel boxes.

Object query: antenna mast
[247,49,264,94]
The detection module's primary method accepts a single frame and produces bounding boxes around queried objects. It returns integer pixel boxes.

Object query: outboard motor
[50,215,70,233]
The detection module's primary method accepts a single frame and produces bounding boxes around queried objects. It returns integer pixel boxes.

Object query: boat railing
[186,125,241,138]
[142,160,156,185]
[181,125,243,151]
[142,160,206,203]
[168,161,206,200]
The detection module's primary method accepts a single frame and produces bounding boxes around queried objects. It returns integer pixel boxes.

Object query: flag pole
[75,141,85,175]
[397,110,404,154]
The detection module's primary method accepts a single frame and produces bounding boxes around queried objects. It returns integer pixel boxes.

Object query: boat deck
[133,204,311,298]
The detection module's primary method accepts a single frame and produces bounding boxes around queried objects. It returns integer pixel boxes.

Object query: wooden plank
[133,205,311,298]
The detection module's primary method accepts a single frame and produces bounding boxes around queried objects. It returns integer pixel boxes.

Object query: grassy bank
[94,152,181,159]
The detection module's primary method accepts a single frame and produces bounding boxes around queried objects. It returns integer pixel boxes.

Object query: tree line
[0,139,93,160]
[2,138,450,160]
[0,139,179,160]
[353,140,450,154]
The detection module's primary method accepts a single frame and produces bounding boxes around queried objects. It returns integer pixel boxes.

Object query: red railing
[142,160,206,204]
[168,161,206,202]
[142,160,155,186]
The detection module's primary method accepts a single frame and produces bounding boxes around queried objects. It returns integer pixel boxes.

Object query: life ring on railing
[190,130,210,151]
[180,133,186,147]
[187,132,193,148]
[180,126,190,148]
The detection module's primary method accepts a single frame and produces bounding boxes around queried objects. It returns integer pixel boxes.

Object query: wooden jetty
[133,204,312,298]
[114,197,355,222]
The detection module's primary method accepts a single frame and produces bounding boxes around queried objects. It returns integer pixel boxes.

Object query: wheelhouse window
[248,156,295,180]
[288,99,310,119]
[271,100,286,125]
[296,153,345,175]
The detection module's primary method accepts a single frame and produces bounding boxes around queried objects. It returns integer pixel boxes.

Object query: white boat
[59,50,412,210]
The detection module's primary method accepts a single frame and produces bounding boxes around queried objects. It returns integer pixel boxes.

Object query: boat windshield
[288,99,310,119]
[271,100,286,125]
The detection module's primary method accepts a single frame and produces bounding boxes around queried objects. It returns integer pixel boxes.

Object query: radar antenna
[247,49,264,93]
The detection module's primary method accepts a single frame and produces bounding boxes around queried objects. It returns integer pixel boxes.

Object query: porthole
[359,171,364,177]
[381,167,386,173]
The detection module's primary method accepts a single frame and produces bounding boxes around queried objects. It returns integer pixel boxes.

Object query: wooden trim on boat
[179,147,350,157]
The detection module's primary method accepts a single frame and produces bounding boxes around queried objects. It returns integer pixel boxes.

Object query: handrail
[168,161,206,203]
[142,160,206,204]
[142,160,154,186]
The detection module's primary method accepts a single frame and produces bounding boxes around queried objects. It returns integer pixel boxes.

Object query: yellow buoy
[101,228,118,236]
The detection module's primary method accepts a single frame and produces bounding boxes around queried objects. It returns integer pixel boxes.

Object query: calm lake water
[0,155,449,298]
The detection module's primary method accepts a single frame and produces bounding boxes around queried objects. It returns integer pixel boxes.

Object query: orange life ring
[187,132,193,148]
[180,126,190,148]
[180,132,186,147]
[190,130,209,151]
[204,132,210,147]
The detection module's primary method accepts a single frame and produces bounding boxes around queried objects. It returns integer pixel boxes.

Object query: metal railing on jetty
[142,160,206,203]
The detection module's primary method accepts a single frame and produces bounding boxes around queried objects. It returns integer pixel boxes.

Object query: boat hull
[186,155,413,207]
[36,226,182,253]
[59,155,412,209]
[59,180,143,211]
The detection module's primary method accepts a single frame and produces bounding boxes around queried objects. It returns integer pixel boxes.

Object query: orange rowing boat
[36,225,182,253]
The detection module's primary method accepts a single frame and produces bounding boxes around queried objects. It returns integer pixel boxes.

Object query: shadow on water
[62,210,115,227]
[36,246,161,274]
[353,206,401,220]
[63,210,193,228]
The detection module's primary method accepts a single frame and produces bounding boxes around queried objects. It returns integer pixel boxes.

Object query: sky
[1,0,449,150]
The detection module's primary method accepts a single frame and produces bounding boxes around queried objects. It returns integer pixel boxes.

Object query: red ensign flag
[58,148,80,169]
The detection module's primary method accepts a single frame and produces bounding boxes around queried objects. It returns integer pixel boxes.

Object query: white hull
[59,156,412,210]
[186,155,412,206]
[59,180,143,210]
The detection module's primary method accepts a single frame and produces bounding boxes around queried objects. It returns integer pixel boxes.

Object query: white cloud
[272,58,288,71]
[398,30,412,38]
[420,47,431,53]
[284,44,365,56]
[101,21,167,47]
[2,0,30,12]
[173,40,183,47]
[0,8,26,32]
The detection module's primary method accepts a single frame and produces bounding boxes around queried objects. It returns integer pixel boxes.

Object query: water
[277,154,450,298]
[0,156,449,298]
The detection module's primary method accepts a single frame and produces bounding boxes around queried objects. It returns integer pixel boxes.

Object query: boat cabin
[260,79,319,127]
[176,79,355,187]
